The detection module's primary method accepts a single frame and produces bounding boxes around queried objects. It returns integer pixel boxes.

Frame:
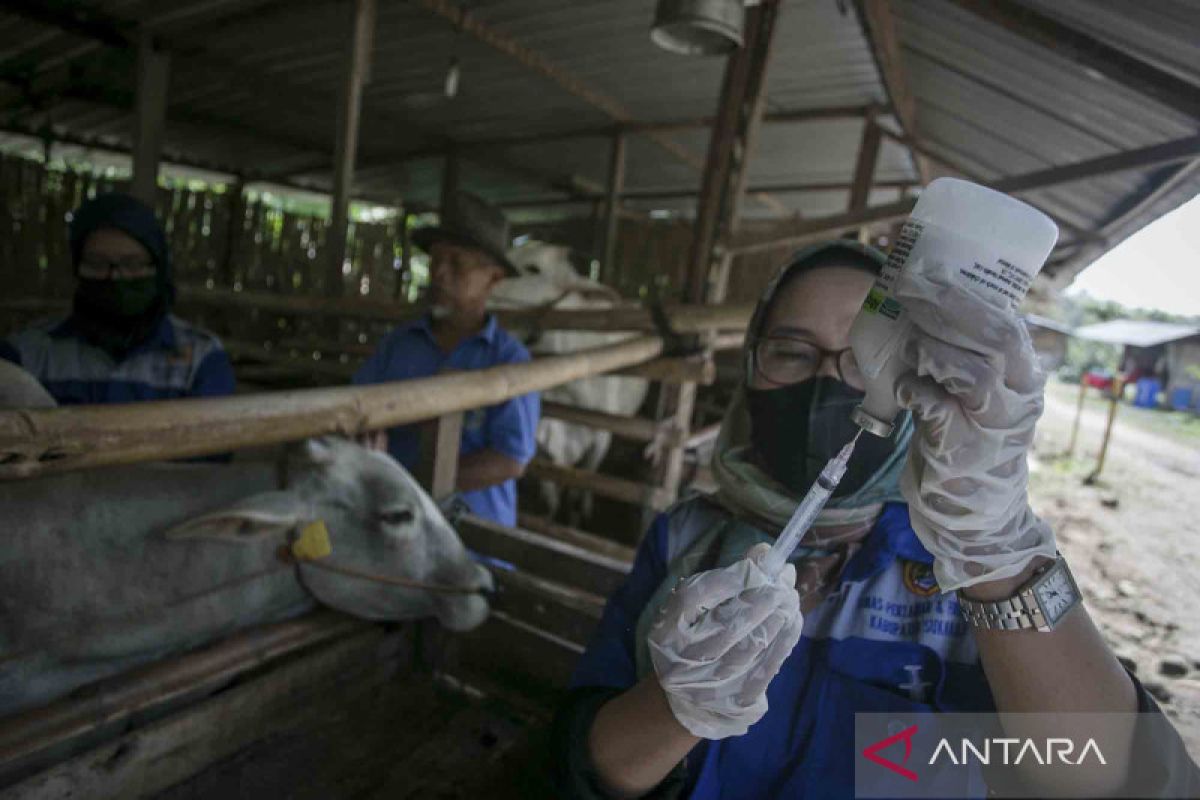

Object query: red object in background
[1083,372,1114,391]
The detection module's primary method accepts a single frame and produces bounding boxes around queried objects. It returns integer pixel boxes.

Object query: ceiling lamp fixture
[650,0,745,56]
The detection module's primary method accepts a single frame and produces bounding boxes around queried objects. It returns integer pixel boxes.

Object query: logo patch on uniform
[902,560,939,597]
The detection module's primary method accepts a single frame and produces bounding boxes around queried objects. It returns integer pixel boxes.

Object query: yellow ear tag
[292,520,332,561]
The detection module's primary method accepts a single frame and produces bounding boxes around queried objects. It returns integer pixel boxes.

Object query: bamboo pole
[1065,379,1086,455]
[516,512,636,564]
[1085,380,1122,485]
[0,337,664,479]
[616,352,715,385]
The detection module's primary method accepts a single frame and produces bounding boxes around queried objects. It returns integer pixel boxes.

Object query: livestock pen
[0,317,747,798]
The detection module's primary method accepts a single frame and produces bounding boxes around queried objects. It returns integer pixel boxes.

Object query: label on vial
[862,220,922,318]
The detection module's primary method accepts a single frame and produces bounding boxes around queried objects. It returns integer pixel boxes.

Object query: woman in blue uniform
[552,241,1197,798]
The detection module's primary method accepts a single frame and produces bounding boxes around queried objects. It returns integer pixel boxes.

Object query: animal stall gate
[0,335,699,798]
[202,298,751,549]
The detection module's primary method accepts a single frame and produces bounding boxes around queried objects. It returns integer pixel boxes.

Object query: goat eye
[378,508,414,526]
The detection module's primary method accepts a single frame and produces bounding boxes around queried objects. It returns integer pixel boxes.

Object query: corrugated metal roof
[1075,320,1200,347]
[0,0,1197,283]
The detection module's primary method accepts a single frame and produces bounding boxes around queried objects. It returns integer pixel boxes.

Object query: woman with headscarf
[1,192,235,406]
[551,241,1197,798]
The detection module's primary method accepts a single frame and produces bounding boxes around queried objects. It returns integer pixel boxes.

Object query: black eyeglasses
[752,336,865,389]
[78,256,156,280]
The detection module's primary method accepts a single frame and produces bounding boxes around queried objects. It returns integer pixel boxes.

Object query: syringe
[759,429,863,578]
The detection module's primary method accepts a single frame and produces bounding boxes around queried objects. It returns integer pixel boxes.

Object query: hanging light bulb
[651,0,744,56]
[444,54,460,99]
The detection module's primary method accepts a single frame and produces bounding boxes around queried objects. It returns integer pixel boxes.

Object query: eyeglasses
[78,256,156,280]
[752,336,866,389]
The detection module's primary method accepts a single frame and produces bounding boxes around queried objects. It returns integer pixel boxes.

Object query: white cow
[0,361,491,716]
[490,241,649,522]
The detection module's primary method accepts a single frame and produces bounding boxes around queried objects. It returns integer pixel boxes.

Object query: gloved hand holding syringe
[758,429,863,577]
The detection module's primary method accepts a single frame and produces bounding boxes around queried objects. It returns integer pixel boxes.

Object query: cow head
[164,437,492,631]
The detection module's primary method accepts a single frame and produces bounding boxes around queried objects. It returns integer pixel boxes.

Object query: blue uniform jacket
[353,314,540,527]
[571,500,996,798]
[1,314,235,405]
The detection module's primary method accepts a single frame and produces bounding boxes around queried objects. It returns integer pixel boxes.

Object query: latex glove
[892,261,1056,592]
[647,543,803,739]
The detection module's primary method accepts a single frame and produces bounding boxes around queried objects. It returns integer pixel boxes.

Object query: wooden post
[684,0,783,304]
[327,0,376,297]
[131,34,170,205]
[600,130,626,283]
[643,380,697,530]
[440,146,460,218]
[220,177,246,288]
[415,411,463,500]
[1065,379,1086,456]
[1085,381,1121,485]
[394,205,411,300]
[848,111,882,212]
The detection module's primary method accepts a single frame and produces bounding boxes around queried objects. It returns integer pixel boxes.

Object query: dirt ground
[1030,379,1200,758]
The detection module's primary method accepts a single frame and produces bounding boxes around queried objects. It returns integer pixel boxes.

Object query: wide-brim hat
[411,191,519,276]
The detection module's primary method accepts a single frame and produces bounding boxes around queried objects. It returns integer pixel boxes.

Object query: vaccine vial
[848,178,1060,437]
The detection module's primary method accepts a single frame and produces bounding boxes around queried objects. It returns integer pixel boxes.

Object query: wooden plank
[415,411,463,501]
[541,400,659,442]
[685,0,784,302]
[0,613,362,782]
[616,352,715,385]
[600,130,626,280]
[455,611,581,692]
[0,336,664,479]
[327,0,377,297]
[130,34,169,204]
[848,113,883,211]
[0,627,393,800]
[516,513,636,564]
[457,514,629,598]
[857,0,931,184]
[525,459,672,512]
[489,569,605,646]
[945,0,1200,121]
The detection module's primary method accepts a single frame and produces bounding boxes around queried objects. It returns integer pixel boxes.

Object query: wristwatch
[956,553,1081,632]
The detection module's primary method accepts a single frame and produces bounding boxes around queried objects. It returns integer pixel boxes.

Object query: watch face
[1033,564,1077,625]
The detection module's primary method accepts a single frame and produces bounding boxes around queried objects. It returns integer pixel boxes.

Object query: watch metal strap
[957,590,1046,631]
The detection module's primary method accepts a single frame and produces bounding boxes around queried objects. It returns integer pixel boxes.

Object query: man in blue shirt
[353,192,539,527]
[1,192,235,406]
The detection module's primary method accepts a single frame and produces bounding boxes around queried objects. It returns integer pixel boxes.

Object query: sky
[1066,192,1200,318]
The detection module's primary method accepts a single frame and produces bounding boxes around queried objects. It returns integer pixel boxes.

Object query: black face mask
[72,278,168,358]
[746,376,901,498]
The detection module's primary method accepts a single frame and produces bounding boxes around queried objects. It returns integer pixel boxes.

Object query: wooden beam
[516,513,636,564]
[0,613,362,778]
[616,353,716,385]
[945,0,1200,120]
[848,112,883,211]
[327,0,376,297]
[600,130,626,280]
[2,626,391,800]
[990,135,1200,195]
[685,0,784,303]
[498,179,917,209]
[733,134,1200,255]
[857,0,931,184]
[440,146,459,217]
[130,34,169,203]
[525,459,672,512]
[541,400,659,443]
[456,515,629,599]
[0,337,664,479]
[411,0,788,215]
[415,411,462,501]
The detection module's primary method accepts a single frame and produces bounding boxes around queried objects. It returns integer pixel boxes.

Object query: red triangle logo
[863,724,920,782]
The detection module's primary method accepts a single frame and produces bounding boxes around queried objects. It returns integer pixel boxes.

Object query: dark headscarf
[68,192,174,356]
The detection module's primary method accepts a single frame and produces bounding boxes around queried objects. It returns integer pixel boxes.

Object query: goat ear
[300,437,339,465]
[163,490,306,543]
